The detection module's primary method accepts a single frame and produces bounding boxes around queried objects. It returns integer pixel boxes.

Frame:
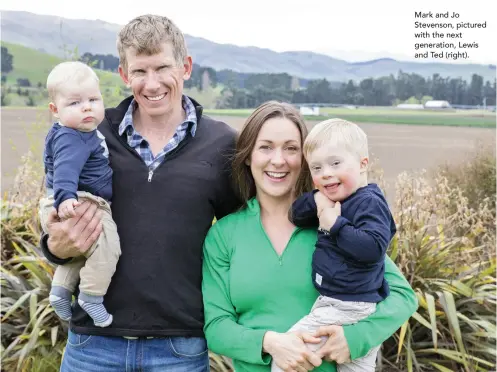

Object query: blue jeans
[60,330,209,371]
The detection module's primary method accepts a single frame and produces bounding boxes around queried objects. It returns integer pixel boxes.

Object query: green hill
[1,41,223,108]
[1,41,125,89]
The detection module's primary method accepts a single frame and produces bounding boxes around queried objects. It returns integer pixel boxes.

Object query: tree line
[2,47,495,110]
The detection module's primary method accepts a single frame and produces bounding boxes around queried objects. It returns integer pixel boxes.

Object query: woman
[202,101,417,372]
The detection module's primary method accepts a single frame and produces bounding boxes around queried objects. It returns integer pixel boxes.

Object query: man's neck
[133,100,186,137]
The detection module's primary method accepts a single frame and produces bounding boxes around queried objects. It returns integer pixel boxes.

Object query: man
[41,14,240,371]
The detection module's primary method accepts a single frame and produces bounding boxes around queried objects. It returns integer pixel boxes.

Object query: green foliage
[2,46,14,74]
[1,153,66,372]
[383,168,496,371]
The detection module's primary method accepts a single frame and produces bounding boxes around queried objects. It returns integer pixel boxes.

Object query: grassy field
[204,107,497,127]
[1,41,125,88]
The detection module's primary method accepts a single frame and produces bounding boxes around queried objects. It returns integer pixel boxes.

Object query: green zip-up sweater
[202,198,417,372]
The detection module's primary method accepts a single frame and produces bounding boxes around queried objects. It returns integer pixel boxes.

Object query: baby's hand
[58,198,81,220]
[314,191,335,217]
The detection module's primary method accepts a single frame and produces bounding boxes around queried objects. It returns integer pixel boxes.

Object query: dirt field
[1,108,495,206]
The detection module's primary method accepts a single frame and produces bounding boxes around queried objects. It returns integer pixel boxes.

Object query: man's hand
[58,198,81,219]
[263,331,322,372]
[46,200,103,259]
[318,202,341,231]
[313,191,335,218]
[314,325,352,364]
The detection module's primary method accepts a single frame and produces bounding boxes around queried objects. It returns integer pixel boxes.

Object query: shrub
[438,144,496,214]
[381,170,496,371]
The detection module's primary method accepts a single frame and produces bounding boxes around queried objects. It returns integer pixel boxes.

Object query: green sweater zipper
[202,198,418,372]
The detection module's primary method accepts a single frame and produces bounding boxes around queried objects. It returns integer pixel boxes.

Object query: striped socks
[49,295,72,320]
[49,286,73,321]
[78,293,113,327]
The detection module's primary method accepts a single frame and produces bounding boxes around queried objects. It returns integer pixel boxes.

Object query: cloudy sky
[2,0,495,64]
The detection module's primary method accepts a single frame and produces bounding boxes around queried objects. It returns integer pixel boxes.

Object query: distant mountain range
[1,10,495,82]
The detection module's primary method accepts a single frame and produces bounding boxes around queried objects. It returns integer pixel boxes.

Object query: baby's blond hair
[46,61,99,101]
[304,118,369,160]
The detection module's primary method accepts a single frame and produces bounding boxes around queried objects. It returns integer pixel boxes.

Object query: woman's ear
[245,158,251,166]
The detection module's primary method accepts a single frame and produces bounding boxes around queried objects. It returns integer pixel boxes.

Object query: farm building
[397,103,424,110]
[299,106,320,116]
[424,100,452,109]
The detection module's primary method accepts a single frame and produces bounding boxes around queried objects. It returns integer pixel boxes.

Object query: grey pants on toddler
[271,296,379,372]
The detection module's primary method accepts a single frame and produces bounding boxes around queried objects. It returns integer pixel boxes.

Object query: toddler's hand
[58,198,81,220]
[314,191,335,217]
[319,202,341,231]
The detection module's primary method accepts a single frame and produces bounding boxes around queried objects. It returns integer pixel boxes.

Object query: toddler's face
[50,78,104,132]
[307,144,368,202]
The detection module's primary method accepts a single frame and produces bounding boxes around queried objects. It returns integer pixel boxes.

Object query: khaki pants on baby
[271,296,379,372]
[39,191,121,297]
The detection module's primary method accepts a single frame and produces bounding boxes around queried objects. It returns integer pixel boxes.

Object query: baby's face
[51,78,105,132]
[307,144,368,202]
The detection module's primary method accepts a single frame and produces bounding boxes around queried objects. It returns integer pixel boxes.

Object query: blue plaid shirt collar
[118,95,197,138]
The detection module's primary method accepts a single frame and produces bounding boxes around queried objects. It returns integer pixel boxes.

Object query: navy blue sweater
[291,184,396,302]
[44,123,113,210]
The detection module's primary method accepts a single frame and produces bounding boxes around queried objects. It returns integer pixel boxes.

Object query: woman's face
[247,117,303,201]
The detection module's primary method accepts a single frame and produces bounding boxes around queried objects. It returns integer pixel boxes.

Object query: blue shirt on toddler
[291,184,396,303]
[43,123,113,210]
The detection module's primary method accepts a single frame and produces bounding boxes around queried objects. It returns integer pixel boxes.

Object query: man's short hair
[46,61,99,101]
[304,118,369,160]
[117,14,188,71]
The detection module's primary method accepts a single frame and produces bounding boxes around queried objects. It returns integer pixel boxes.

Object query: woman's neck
[257,192,294,222]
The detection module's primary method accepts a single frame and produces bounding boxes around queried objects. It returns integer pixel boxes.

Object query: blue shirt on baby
[43,123,112,210]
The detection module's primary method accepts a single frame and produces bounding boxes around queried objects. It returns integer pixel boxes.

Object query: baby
[39,61,121,327]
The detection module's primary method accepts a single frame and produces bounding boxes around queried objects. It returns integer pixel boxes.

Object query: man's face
[119,42,192,118]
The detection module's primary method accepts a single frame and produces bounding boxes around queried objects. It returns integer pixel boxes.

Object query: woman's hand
[46,200,103,259]
[263,331,322,371]
[314,325,352,364]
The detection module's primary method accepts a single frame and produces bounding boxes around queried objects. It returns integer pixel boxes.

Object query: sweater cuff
[251,329,273,365]
[329,216,349,235]
[40,233,72,265]
[343,324,365,361]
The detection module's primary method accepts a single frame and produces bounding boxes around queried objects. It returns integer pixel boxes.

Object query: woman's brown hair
[232,101,313,207]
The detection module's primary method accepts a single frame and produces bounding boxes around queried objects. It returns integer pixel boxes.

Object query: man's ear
[49,102,59,118]
[182,56,193,80]
[360,157,369,172]
[118,65,130,87]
